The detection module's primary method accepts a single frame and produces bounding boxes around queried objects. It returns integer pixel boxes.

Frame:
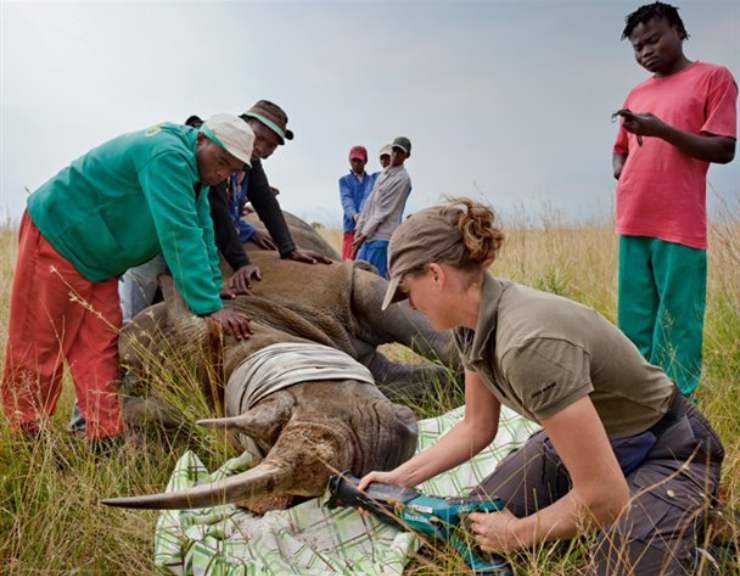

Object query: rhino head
[102,277,418,510]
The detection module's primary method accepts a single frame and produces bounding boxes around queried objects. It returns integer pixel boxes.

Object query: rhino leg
[351,268,456,361]
[244,211,340,261]
[351,269,462,391]
[121,396,184,429]
[353,337,449,401]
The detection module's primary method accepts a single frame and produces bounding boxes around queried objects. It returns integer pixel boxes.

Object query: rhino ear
[159,275,189,318]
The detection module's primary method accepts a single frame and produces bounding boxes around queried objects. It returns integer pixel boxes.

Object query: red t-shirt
[614,62,737,249]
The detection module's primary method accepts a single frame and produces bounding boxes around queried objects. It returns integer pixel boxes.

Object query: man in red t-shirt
[613,2,736,396]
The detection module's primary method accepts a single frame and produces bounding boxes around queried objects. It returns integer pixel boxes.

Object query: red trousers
[341,231,355,261]
[1,212,125,438]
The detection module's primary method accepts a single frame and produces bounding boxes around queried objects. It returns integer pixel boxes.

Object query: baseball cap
[184,115,204,128]
[378,144,393,158]
[391,136,412,155]
[201,113,255,168]
[381,205,466,310]
[349,145,368,161]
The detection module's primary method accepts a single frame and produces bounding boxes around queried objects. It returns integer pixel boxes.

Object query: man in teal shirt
[2,114,253,446]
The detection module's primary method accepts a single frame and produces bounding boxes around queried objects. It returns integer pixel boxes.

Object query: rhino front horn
[101,461,292,510]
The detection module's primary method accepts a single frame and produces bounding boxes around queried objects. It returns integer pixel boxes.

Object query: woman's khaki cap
[381,205,466,310]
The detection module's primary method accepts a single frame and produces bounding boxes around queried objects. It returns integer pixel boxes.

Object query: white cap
[202,113,255,167]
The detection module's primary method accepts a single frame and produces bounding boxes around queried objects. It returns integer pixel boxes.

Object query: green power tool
[327,472,513,575]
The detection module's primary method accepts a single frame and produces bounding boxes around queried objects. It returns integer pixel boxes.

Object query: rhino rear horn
[198,395,295,441]
[198,414,260,432]
[100,460,293,510]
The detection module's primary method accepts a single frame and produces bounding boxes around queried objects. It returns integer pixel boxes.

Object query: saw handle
[326,472,419,529]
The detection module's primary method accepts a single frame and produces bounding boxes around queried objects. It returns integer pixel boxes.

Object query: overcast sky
[1,0,738,228]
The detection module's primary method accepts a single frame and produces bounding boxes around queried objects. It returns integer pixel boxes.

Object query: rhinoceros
[122,211,457,400]
[102,241,458,511]
[243,211,460,393]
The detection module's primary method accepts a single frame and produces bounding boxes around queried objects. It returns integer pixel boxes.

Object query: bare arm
[659,125,735,164]
[617,109,735,164]
[359,370,500,489]
[470,395,630,552]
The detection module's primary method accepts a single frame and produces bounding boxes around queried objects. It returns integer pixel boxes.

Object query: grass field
[0,212,737,575]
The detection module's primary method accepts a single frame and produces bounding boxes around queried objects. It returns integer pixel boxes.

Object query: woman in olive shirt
[359,199,723,575]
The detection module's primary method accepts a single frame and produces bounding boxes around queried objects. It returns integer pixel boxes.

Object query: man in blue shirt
[339,145,376,260]
[225,170,276,249]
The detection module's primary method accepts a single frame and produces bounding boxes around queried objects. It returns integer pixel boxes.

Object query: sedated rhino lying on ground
[102,224,459,511]
[249,211,459,392]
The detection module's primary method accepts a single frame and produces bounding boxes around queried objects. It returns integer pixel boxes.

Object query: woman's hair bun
[447,197,504,268]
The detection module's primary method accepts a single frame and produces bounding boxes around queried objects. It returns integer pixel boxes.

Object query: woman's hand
[468,508,520,553]
[357,468,411,492]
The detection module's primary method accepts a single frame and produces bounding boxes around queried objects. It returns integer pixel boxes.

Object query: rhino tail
[100,460,293,510]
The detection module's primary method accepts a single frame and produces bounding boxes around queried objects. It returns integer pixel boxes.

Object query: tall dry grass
[0,209,737,574]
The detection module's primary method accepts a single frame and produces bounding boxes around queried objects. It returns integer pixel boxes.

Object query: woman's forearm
[396,420,495,487]
[508,397,631,549]
[511,486,628,548]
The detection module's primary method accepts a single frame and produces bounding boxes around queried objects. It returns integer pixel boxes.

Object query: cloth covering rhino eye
[231,342,375,412]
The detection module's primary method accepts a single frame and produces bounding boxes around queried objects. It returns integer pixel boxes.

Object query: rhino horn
[196,396,294,442]
[100,460,293,510]
[198,414,261,433]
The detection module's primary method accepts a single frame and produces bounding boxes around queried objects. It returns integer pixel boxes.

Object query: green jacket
[27,123,223,315]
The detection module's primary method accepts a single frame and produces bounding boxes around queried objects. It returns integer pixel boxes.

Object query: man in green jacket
[2,114,253,446]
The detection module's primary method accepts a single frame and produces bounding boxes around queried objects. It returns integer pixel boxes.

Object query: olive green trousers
[617,235,707,396]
